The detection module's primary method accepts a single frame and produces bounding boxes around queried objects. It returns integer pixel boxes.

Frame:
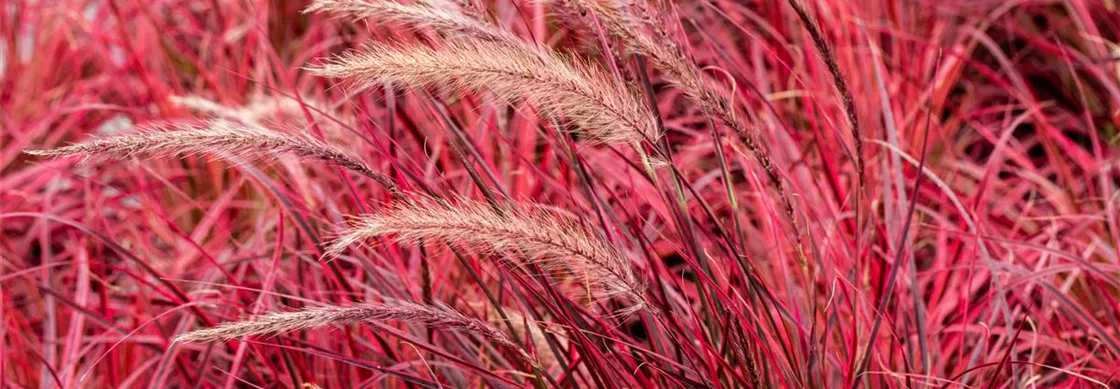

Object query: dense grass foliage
[3,0,1120,387]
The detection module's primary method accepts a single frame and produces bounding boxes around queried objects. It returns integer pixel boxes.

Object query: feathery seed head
[326,197,647,310]
[25,119,399,195]
[306,0,509,42]
[310,39,659,145]
[175,301,520,353]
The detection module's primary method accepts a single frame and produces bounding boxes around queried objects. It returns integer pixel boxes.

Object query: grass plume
[785,0,864,187]
[327,197,646,310]
[306,0,509,42]
[175,301,522,355]
[171,94,344,128]
[309,39,658,145]
[26,119,400,195]
[546,0,801,242]
[24,118,400,195]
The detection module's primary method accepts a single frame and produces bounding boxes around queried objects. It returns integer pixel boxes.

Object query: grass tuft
[5,0,1119,387]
